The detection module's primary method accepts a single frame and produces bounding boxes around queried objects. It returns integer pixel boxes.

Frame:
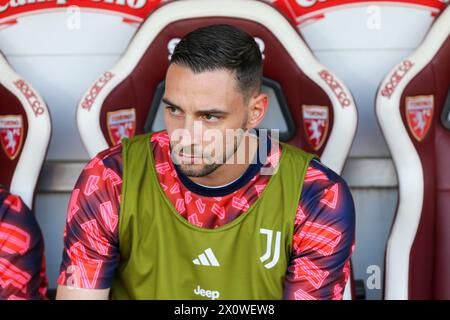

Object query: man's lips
[178,151,202,158]
[177,151,204,164]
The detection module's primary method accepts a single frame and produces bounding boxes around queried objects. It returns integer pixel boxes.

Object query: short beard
[176,161,223,178]
[174,117,248,178]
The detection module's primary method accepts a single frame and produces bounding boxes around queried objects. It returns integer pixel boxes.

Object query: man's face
[163,63,253,177]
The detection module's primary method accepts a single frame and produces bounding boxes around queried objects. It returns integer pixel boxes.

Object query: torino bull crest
[0,115,23,160]
[107,108,136,145]
[302,105,329,151]
[405,95,434,142]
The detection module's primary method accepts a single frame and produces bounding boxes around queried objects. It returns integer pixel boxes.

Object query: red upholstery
[377,5,450,299]
[0,52,51,209]
[402,37,449,300]
[0,82,28,189]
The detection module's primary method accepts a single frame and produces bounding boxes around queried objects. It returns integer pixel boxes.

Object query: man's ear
[246,92,268,129]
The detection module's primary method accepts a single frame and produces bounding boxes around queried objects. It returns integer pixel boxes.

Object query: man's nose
[181,117,203,146]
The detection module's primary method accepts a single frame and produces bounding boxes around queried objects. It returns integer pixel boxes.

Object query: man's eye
[167,106,182,116]
[202,114,220,122]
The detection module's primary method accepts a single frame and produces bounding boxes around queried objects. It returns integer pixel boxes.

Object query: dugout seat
[376,5,450,300]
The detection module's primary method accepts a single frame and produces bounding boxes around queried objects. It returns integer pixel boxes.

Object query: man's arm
[284,160,355,300]
[56,148,122,300]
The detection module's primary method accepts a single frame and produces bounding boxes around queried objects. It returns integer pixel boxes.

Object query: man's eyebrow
[195,109,229,116]
[162,98,182,109]
[163,98,229,116]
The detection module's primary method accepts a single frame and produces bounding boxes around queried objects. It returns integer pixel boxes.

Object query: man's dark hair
[170,24,263,101]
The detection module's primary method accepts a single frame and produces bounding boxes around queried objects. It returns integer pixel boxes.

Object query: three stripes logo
[193,248,220,267]
[260,228,281,269]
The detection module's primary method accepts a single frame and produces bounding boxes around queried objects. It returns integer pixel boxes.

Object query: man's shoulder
[96,143,123,163]
[280,141,316,159]
[308,159,346,186]
[300,159,355,228]
[86,131,165,174]
[302,158,353,204]
[85,143,124,175]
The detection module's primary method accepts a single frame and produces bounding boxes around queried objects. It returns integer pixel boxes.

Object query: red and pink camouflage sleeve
[284,159,355,300]
[57,145,122,289]
[0,188,48,300]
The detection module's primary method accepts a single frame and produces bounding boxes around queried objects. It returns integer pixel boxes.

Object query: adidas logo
[192,248,220,267]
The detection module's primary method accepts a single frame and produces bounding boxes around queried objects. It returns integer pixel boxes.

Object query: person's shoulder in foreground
[0,186,48,300]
